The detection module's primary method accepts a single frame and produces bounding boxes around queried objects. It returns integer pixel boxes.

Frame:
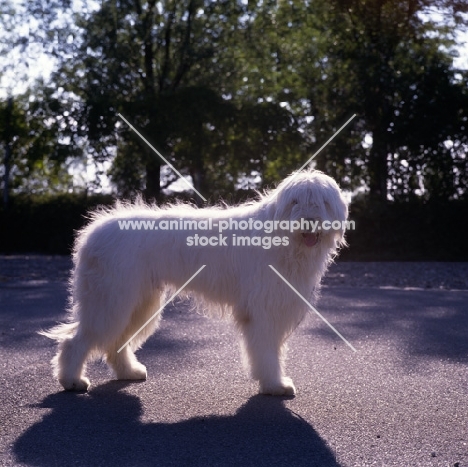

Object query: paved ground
[0,257,467,466]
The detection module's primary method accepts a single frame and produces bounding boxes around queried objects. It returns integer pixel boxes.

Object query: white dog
[42,170,348,395]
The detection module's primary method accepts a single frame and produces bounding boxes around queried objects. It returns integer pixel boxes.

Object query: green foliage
[0,88,79,197]
[45,0,306,199]
[283,0,468,201]
[2,0,468,204]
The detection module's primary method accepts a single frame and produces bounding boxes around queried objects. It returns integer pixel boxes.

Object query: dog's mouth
[301,232,320,247]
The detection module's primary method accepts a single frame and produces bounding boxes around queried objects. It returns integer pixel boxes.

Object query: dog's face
[273,170,349,251]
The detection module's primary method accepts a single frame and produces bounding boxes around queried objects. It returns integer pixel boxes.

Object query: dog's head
[272,170,349,252]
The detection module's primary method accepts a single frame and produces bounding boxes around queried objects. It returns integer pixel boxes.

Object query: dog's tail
[39,321,79,342]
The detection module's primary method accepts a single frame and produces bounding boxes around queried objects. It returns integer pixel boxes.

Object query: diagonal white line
[117,113,207,202]
[117,265,206,353]
[296,113,357,174]
[269,265,357,352]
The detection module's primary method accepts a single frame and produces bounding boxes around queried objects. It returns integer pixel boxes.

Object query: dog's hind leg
[105,344,147,380]
[105,292,162,381]
[53,333,93,391]
[238,317,296,396]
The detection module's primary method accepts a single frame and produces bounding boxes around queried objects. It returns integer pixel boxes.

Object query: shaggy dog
[41,170,348,395]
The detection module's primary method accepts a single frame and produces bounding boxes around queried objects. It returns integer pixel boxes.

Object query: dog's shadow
[14,381,342,467]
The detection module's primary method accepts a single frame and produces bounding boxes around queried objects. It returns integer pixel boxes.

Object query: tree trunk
[2,97,13,209]
[3,139,11,209]
[145,155,161,202]
[369,126,388,202]
[190,164,206,207]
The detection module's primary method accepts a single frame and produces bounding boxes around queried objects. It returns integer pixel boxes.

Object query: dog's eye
[291,199,298,205]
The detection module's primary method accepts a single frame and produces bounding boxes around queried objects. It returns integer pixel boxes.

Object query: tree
[17,0,468,202]
[42,0,305,200]
[272,0,468,201]
[47,0,236,200]
[0,85,80,202]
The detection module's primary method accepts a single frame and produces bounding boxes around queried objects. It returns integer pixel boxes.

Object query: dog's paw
[116,363,147,381]
[259,377,296,396]
[60,376,91,392]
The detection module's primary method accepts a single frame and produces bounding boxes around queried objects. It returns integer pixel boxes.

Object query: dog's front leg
[239,318,296,396]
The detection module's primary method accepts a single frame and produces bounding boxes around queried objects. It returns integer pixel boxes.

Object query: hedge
[1,193,467,260]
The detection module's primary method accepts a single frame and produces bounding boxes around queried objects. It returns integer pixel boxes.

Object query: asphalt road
[0,268,467,466]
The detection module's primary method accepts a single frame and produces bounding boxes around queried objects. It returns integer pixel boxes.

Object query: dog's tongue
[302,232,319,247]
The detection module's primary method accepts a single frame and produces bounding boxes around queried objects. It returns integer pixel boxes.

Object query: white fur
[41,170,348,395]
